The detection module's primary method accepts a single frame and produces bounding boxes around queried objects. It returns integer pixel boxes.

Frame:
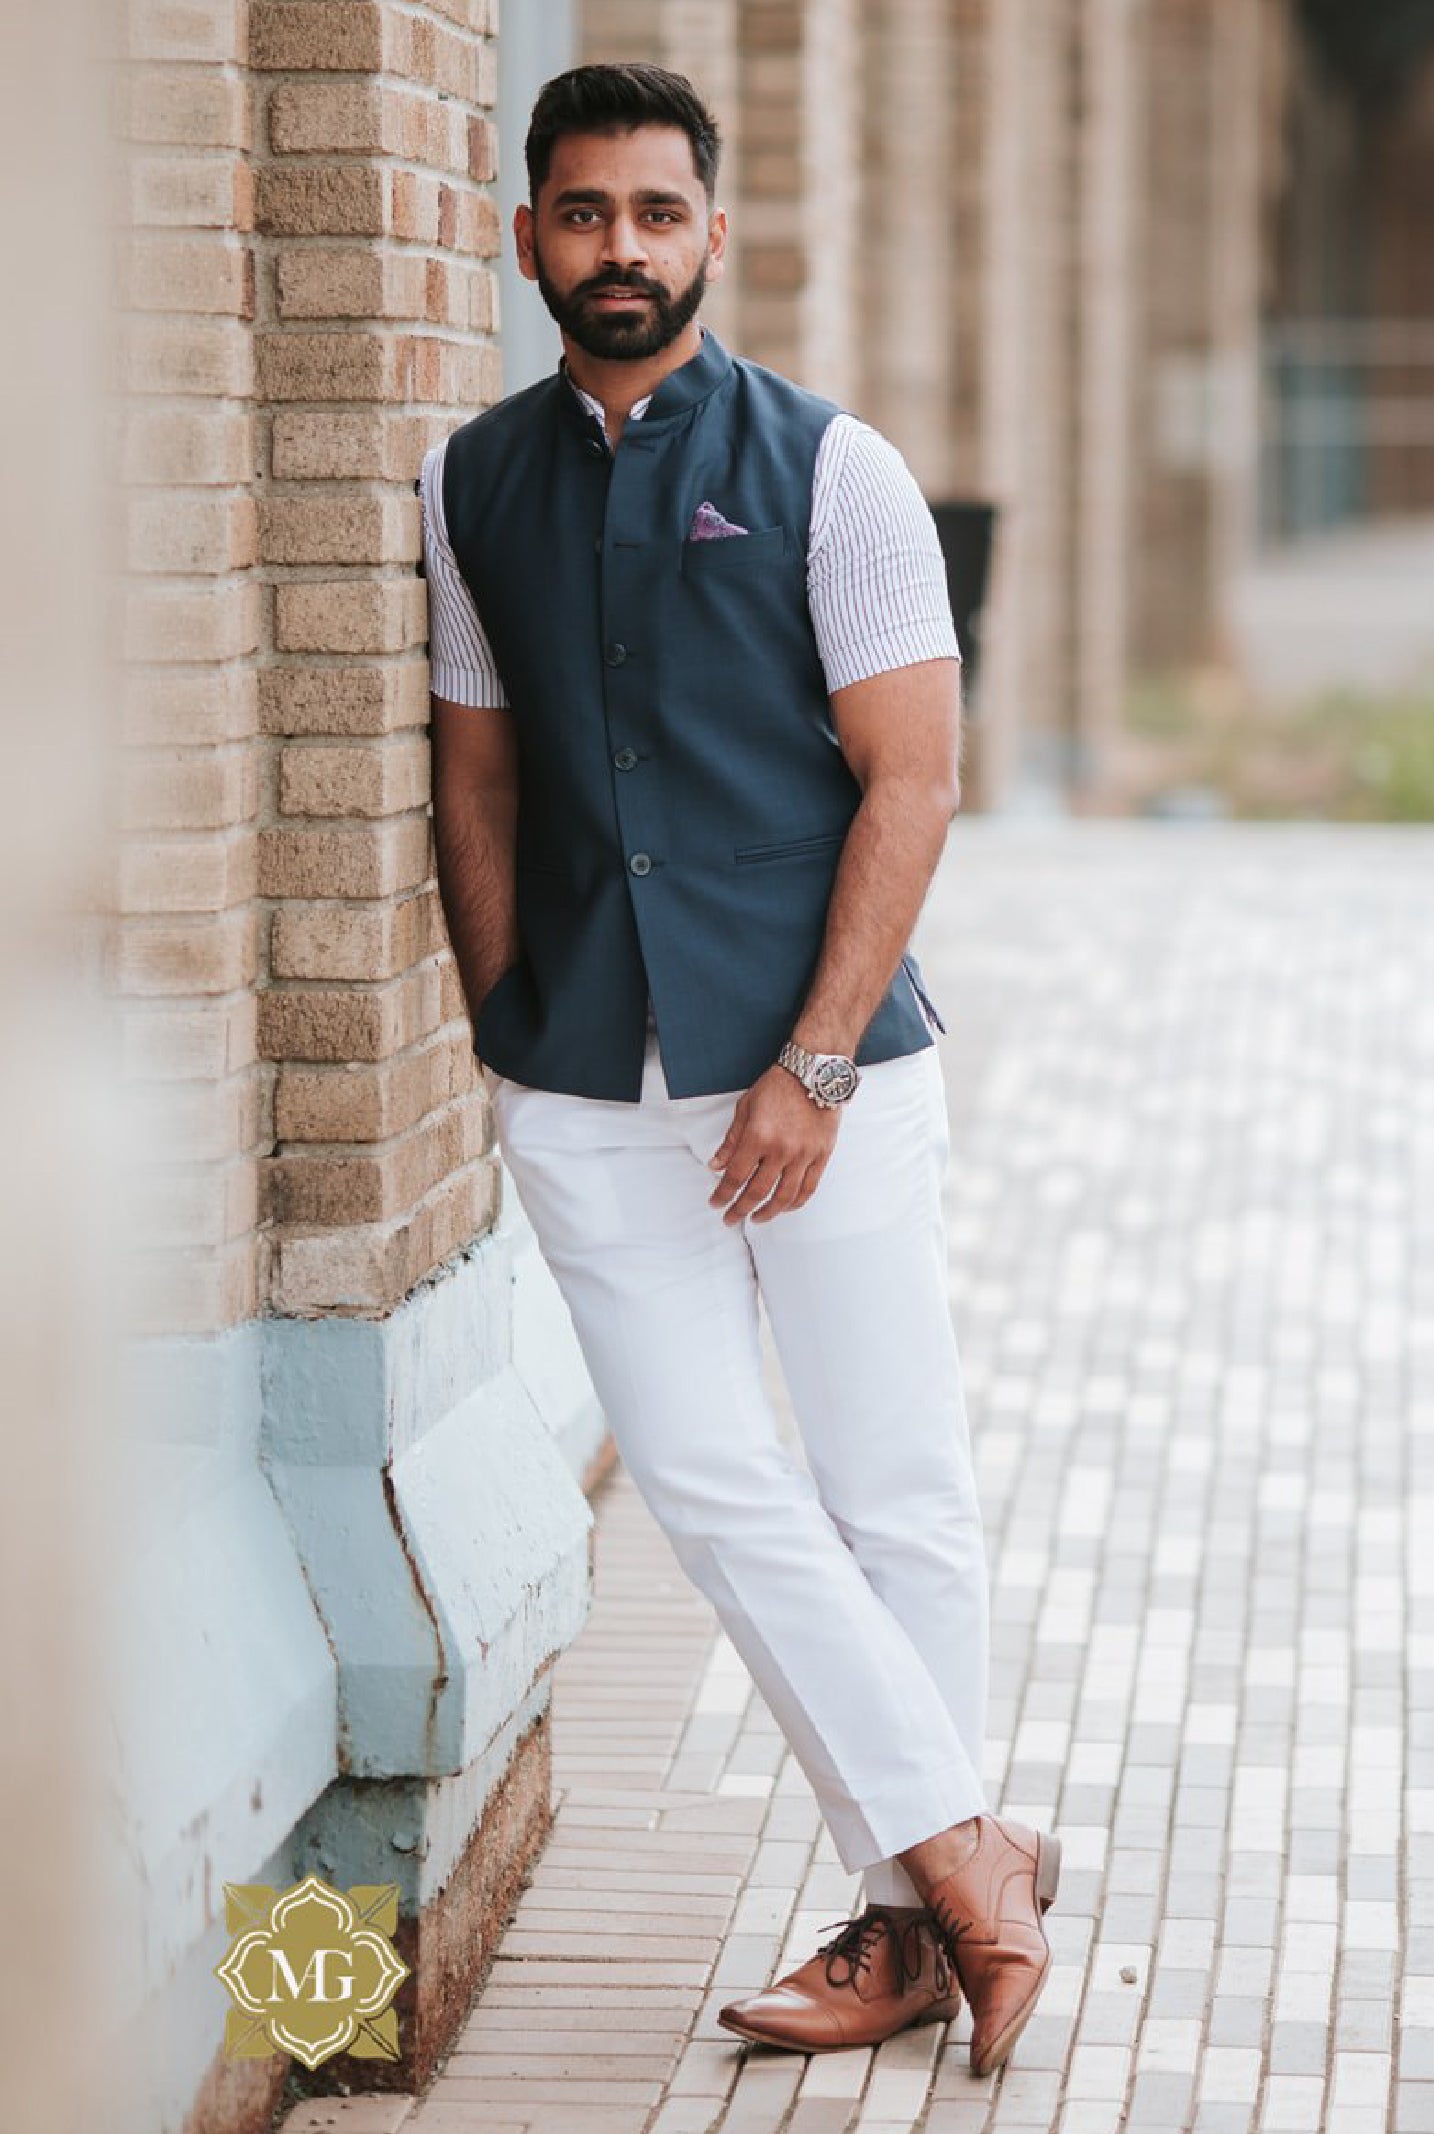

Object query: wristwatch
[777,1038,862,1108]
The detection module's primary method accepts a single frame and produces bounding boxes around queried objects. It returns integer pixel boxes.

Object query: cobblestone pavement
[282,822,1434,2134]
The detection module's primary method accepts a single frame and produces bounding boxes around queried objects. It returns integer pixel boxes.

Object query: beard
[532,242,709,361]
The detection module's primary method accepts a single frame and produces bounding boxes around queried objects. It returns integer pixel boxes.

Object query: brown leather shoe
[717,1902,962,2053]
[923,1816,1061,2076]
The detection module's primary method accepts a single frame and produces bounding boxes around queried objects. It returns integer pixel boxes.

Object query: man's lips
[587,288,655,304]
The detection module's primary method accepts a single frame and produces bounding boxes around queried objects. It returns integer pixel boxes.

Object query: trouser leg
[743,1041,989,1906]
[488,1040,983,1875]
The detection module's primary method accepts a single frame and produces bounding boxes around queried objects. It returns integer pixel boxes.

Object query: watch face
[812,1054,859,1105]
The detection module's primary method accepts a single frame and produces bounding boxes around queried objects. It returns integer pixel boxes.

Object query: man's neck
[561,322,705,443]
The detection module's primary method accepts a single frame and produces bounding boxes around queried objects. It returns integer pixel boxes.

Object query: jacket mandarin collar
[558,326,732,437]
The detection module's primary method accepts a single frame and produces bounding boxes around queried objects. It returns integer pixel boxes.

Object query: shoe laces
[814,1903,951,1997]
[928,1891,974,1972]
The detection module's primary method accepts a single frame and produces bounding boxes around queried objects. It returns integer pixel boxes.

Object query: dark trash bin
[928,501,998,711]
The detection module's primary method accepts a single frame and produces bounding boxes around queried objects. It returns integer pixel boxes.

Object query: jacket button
[613,747,638,771]
[628,852,652,876]
[604,641,628,666]
[585,437,605,458]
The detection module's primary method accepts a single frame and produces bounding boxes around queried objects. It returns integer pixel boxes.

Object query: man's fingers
[716,1157,784,1225]
[752,1152,828,1221]
[708,1098,748,1170]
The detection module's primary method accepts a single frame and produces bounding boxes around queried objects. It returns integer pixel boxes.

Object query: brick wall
[116,0,263,1335]
[115,0,507,1331]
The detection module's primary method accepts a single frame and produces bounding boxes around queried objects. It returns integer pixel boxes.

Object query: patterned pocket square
[688,499,750,541]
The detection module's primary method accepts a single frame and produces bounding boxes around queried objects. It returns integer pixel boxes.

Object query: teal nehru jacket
[439,325,948,1102]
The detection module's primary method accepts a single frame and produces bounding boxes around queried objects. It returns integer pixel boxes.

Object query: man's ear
[706,206,729,285]
[514,201,537,283]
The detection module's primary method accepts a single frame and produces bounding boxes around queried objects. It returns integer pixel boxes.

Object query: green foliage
[1122,670,1434,821]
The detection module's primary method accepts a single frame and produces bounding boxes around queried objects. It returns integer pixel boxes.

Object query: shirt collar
[559,324,730,432]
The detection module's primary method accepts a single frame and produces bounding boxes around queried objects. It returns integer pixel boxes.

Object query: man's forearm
[789,781,954,1058]
[432,791,520,1032]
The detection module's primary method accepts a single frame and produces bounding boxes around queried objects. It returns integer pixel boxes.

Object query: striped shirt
[419,373,962,709]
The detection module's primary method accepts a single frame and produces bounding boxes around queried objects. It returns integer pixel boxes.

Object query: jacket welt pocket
[681,524,786,573]
[733,828,847,865]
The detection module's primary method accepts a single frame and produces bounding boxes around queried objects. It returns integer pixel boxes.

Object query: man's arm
[418,441,522,1049]
[790,657,961,1058]
[707,415,963,1226]
[706,659,960,1224]
[430,697,521,1042]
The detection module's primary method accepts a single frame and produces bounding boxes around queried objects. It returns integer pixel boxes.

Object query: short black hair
[525,61,722,204]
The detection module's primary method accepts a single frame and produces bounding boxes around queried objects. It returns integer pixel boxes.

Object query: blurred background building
[4,2,1428,2131]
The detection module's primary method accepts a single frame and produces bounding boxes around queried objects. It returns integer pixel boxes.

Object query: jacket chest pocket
[680,524,787,575]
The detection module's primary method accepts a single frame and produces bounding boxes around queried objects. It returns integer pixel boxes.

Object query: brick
[257,815,430,899]
[120,998,256,1079]
[128,153,254,231]
[248,1,383,72]
[265,1099,482,1224]
[258,492,415,566]
[269,1161,496,1314]
[270,409,387,480]
[118,233,253,315]
[272,578,425,656]
[121,747,258,830]
[258,660,429,736]
[122,577,261,663]
[254,165,386,239]
[120,315,253,398]
[120,830,257,912]
[274,247,438,324]
[125,492,258,573]
[267,80,385,156]
[125,0,245,64]
[275,246,384,321]
[274,1029,470,1141]
[122,666,258,747]
[270,887,443,982]
[118,405,255,487]
[254,329,387,401]
[277,737,428,818]
[114,907,257,996]
[119,67,250,149]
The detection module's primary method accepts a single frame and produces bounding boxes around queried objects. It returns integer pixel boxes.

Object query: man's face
[516,124,725,362]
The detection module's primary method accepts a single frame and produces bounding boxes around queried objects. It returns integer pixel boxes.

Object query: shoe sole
[970,1829,1063,2080]
[717,1992,964,2054]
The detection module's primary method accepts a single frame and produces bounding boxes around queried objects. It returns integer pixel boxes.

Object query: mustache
[578,273,664,299]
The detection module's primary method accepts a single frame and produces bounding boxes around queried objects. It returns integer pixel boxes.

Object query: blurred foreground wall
[19,1,605,2129]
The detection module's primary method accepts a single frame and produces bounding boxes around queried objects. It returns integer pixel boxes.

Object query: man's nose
[602,214,649,269]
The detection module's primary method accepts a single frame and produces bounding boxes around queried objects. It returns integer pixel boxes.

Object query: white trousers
[486,1027,989,1907]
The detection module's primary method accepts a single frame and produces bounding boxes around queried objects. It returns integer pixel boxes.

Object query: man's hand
[707,1063,842,1224]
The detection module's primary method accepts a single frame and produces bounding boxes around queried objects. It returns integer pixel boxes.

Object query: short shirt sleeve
[419,439,510,708]
[806,414,963,694]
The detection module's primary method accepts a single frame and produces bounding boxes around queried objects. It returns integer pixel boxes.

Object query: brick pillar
[251,0,503,1317]
[107,7,599,2123]
[1131,0,1265,671]
[1073,0,1140,804]
[858,0,958,491]
[979,0,1083,801]
[733,0,861,398]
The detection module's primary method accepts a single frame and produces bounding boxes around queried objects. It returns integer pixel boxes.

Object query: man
[420,61,1059,2071]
